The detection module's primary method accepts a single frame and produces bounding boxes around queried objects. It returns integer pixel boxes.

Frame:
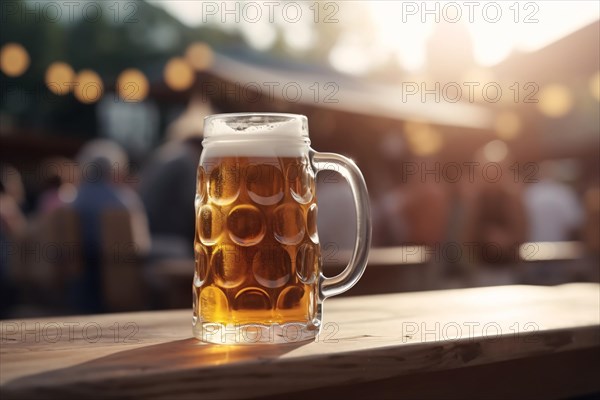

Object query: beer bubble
[287,162,314,204]
[277,286,306,310]
[200,286,229,322]
[196,165,206,202]
[212,244,247,288]
[246,163,284,205]
[273,204,305,245]
[209,164,240,205]
[227,205,266,246]
[198,205,223,245]
[194,243,209,286]
[234,288,272,311]
[252,247,291,288]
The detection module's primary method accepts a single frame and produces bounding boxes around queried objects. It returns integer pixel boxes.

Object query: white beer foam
[208,116,305,137]
[203,117,309,157]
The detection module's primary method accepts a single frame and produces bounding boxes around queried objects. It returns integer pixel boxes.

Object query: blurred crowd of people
[1,126,599,317]
[370,145,599,288]
[0,103,210,317]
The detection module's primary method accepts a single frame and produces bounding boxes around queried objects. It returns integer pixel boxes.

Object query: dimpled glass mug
[193,113,371,344]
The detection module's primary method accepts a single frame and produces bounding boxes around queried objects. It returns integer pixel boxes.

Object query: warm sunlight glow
[368,2,432,72]
[462,286,534,307]
[0,43,30,77]
[283,22,316,52]
[154,1,599,74]
[537,84,574,118]
[164,57,195,91]
[520,242,584,261]
[74,69,104,104]
[494,111,521,140]
[328,33,373,76]
[366,1,599,71]
[45,62,75,95]
[117,69,150,102]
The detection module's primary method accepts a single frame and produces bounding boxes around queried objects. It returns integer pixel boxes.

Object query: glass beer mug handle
[310,150,372,299]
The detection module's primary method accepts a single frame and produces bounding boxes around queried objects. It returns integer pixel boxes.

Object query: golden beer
[193,113,371,344]
[193,155,320,329]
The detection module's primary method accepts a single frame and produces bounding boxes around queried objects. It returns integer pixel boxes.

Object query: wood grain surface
[1,283,599,399]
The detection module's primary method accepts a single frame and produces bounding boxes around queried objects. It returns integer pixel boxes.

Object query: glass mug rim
[202,112,310,145]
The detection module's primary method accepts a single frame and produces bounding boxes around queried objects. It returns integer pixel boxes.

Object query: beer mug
[193,113,371,344]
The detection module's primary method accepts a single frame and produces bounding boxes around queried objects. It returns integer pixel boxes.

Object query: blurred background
[1,0,598,317]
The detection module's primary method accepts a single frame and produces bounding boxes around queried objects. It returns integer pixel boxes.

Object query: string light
[117,68,149,102]
[45,62,75,95]
[185,42,214,71]
[74,69,104,104]
[164,57,195,91]
[0,43,30,77]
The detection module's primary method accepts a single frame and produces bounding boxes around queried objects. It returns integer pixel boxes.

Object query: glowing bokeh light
[74,69,104,104]
[45,62,75,95]
[537,84,573,118]
[404,121,443,156]
[0,43,30,77]
[483,140,508,163]
[185,42,214,71]
[117,68,150,102]
[164,57,195,91]
[494,111,522,140]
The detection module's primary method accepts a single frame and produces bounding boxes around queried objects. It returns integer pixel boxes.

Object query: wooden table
[1,283,599,399]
